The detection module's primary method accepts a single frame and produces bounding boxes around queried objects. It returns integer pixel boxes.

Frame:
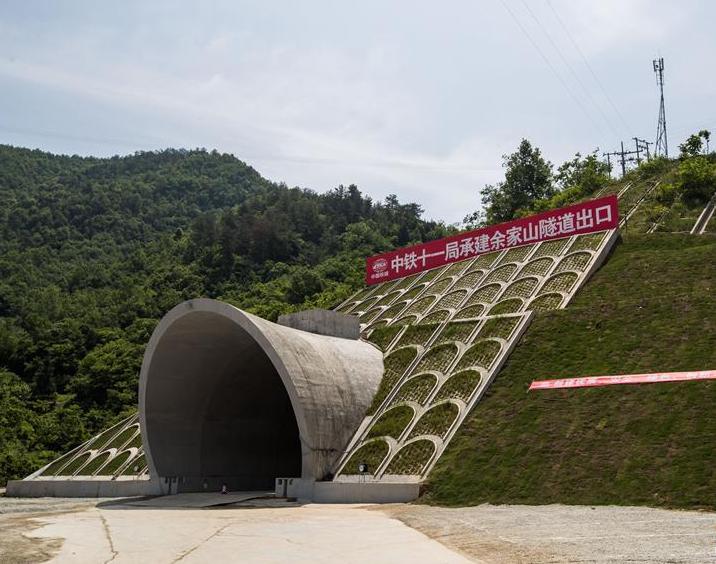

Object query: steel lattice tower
[653,58,668,158]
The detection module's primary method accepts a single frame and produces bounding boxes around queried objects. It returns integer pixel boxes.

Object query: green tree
[699,129,711,153]
[470,139,554,225]
[285,266,325,305]
[339,220,392,254]
[679,130,711,158]
[68,338,144,416]
[679,134,704,158]
[554,151,610,195]
[0,370,39,485]
[675,156,716,206]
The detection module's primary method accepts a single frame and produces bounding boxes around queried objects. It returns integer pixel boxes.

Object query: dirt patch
[0,498,101,564]
[0,513,63,564]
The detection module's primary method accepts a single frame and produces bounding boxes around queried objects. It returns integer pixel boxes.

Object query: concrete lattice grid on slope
[31,414,148,481]
[18,228,618,491]
[333,228,618,481]
[19,214,624,490]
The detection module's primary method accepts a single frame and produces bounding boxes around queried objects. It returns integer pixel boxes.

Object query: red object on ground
[528,370,716,391]
[365,195,618,285]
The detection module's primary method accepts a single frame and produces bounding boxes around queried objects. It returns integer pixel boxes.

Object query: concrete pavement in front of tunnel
[24,503,471,563]
[124,491,275,508]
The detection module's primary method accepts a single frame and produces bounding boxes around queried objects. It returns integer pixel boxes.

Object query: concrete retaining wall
[7,477,418,503]
[6,478,161,498]
[277,309,360,340]
[278,478,420,503]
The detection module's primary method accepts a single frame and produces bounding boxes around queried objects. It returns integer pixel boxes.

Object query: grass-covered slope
[424,233,716,509]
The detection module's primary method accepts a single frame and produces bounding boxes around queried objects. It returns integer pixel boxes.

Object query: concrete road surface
[2,496,716,562]
[10,500,469,563]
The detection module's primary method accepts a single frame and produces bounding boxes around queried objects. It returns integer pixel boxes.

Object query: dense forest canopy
[0,144,451,484]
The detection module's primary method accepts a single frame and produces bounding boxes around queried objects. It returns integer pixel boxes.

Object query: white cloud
[0,0,713,223]
[0,33,503,221]
[550,0,684,55]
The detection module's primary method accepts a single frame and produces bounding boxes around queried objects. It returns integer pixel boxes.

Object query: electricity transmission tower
[653,58,668,157]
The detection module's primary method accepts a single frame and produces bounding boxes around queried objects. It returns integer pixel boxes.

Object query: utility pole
[633,137,653,163]
[604,142,640,178]
[603,152,612,177]
[653,57,668,157]
[603,147,625,177]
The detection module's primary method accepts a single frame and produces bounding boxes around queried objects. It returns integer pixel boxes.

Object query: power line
[519,0,622,138]
[499,0,607,137]
[545,0,633,136]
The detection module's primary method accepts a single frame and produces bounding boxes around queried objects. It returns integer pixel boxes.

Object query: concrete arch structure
[138,299,383,493]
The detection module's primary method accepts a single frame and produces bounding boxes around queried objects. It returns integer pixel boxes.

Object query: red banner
[529,370,716,391]
[365,195,618,285]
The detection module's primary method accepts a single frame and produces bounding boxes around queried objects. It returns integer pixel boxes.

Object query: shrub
[654,182,678,207]
[675,157,716,206]
[634,156,672,179]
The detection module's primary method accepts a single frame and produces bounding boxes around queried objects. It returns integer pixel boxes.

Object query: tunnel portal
[139,300,383,495]
[142,310,301,491]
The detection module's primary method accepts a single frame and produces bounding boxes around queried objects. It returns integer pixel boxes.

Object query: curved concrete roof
[138,299,383,490]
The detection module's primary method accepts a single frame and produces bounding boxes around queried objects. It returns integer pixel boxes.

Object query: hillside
[423,233,716,509]
[0,145,449,485]
[525,152,716,236]
[2,141,715,494]
[606,156,715,234]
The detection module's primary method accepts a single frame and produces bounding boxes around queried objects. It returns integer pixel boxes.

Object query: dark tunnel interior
[143,311,302,492]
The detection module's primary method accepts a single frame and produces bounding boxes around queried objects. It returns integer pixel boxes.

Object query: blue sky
[1,1,714,222]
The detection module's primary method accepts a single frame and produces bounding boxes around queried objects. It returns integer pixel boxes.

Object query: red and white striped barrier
[529,370,716,391]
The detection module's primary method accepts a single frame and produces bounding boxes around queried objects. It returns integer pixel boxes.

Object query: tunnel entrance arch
[139,300,383,494]
[140,309,301,491]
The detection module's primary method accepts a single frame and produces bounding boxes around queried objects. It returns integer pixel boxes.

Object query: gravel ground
[2,495,715,563]
[383,503,716,563]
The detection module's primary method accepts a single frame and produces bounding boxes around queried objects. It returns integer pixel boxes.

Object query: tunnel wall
[138,299,383,493]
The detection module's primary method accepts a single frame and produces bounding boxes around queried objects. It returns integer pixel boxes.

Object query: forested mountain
[0,145,451,484]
